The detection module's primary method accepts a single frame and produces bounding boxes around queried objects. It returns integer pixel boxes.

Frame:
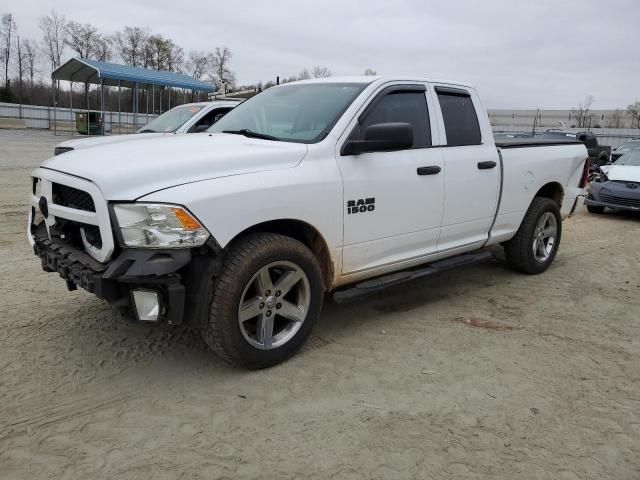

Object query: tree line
[571,95,640,129]
[1,10,362,113]
[0,10,238,109]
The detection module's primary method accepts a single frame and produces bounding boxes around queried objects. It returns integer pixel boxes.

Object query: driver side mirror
[342,122,414,155]
[193,124,210,133]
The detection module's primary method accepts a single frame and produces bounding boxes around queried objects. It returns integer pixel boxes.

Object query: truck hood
[600,165,640,182]
[56,132,169,151]
[42,133,308,199]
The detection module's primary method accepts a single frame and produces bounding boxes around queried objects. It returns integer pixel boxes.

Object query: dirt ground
[0,129,639,480]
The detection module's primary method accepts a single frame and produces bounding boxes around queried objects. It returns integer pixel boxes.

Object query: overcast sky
[7,0,639,109]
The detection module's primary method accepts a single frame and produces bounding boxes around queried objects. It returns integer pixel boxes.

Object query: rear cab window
[435,86,482,146]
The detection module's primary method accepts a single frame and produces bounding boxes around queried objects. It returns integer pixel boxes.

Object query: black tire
[202,233,324,369]
[587,205,605,214]
[504,197,562,274]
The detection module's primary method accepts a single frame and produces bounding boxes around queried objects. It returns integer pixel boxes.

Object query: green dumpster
[75,111,103,135]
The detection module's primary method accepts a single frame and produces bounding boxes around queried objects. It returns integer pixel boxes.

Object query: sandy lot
[0,129,639,480]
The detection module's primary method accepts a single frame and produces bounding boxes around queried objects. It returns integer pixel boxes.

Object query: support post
[133,82,138,128]
[100,78,104,135]
[69,79,74,136]
[118,80,121,135]
[152,84,155,117]
[52,78,57,135]
[86,81,90,135]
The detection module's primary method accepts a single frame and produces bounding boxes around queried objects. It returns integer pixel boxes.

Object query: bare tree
[65,21,100,58]
[114,26,148,67]
[312,65,331,78]
[141,37,154,68]
[143,35,183,71]
[167,42,183,72]
[185,50,209,79]
[39,10,67,73]
[571,95,594,129]
[297,68,311,80]
[23,38,37,87]
[628,102,640,129]
[184,51,210,100]
[363,68,377,76]
[15,33,25,102]
[1,13,16,87]
[209,47,236,90]
[93,34,112,61]
[607,109,624,129]
[146,34,168,70]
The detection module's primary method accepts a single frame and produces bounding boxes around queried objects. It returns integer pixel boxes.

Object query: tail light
[579,158,590,188]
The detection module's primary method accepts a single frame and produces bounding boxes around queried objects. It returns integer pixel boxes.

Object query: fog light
[132,289,160,322]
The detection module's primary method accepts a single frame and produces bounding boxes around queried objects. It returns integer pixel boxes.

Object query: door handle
[417,166,441,176]
[477,161,497,170]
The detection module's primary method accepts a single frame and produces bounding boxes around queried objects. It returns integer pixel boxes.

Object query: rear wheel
[504,197,562,274]
[587,205,605,214]
[202,233,324,369]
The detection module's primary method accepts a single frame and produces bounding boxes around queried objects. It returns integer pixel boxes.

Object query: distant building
[488,109,633,130]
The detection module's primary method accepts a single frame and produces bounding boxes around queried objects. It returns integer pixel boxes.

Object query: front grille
[599,193,640,208]
[52,183,95,212]
[30,170,115,263]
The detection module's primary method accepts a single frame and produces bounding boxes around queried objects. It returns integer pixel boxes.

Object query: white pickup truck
[53,99,241,156]
[28,76,589,368]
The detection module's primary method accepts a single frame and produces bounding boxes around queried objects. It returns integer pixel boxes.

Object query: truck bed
[495,138,583,149]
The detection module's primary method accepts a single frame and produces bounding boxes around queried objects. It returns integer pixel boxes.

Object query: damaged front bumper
[586,181,640,212]
[32,223,220,325]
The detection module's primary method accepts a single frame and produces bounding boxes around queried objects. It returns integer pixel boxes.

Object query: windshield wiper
[138,129,157,133]
[222,129,279,141]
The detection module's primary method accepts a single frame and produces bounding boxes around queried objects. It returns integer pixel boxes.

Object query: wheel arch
[534,182,564,209]
[225,219,335,291]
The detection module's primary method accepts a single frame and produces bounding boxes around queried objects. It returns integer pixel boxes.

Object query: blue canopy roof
[52,57,215,93]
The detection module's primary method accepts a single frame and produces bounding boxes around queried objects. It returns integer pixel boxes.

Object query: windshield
[139,105,205,133]
[614,150,640,166]
[618,141,640,151]
[208,83,367,143]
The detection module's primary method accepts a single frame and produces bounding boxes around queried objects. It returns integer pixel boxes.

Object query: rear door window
[436,88,482,146]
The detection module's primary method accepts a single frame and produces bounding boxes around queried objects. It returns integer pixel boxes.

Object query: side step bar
[333,250,493,303]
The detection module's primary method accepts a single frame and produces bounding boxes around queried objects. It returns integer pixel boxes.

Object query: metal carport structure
[51,58,215,135]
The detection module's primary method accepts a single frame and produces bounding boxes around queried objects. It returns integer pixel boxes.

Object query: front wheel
[504,197,562,274]
[202,233,324,369]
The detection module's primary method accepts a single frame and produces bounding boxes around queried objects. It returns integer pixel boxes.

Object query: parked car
[493,131,534,140]
[28,76,588,368]
[53,100,242,155]
[536,130,611,166]
[585,150,640,214]
[610,139,640,163]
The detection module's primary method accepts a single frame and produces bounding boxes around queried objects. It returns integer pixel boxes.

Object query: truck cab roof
[284,75,475,89]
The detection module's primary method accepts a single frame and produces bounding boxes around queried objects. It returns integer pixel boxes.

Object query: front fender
[138,165,343,252]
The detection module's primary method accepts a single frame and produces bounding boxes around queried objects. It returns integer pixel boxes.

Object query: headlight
[112,203,210,248]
